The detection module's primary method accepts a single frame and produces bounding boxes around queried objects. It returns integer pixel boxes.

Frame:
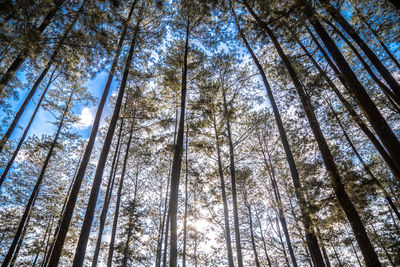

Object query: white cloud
[74,107,94,129]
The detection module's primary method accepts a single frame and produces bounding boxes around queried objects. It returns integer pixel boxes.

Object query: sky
[4,69,120,146]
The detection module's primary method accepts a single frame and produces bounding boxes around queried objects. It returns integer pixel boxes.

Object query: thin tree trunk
[349,1,400,70]
[0,68,57,188]
[344,228,363,267]
[258,134,298,267]
[370,224,396,266]
[167,15,190,267]
[323,18,400,110]
[302,23,400,181]
[46,2,137,264]
[275,213,291,267]
[9,209,33,267]
[318,0,400,99]
[213,114,235,267]
[32,214,55,267]
[222,87,244,267]
[107,119,135,267]
[244,2,382,265]
[41,151,83,267]
[255,209,273,267]
[326,99,400,220]
[121,163,139,267]
[72,11,142,265]
[302,2,400,176]
[0,0,64,92]
[231,4,323,266]
[2,89,74,267]
[182,121,189,267]
[91,119,125,267]
[245,201,261,267]
[0,1,86,153]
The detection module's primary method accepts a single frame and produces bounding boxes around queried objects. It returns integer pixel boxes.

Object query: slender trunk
[107,119,135,267]
[213,114,235,267]
[258,134,298,267]
[328,237,343,267]
[2,89,73,267]
[301,2,400,177]
[0,68,56,188]
[222,87,244,267]
[370,224,396,266]
[275,213,291,267]
[91,119,125,267]
[302,23,400,181]
[323,18,400,110]
[0,0,64,92]
[318,0,400,99]
[326,99,400,220]
[167,16,190,267]
[32,214,55,267]
[285,184,314,267]
[156,98,179,267]
[10,209,32,267]
[246,202,261,267]
[255,209,273,267]
[182,122,189,267]
[155,172,170,267]
[232,4,323,265]
[344,228,363,267]
[350,1,400,70]
[121,163,139,267]
[47,2,137,264]
[0,1,86,153]
[245,3,382,265]
[72,13,142,265]
[314,226,331,267]
[41,151,83,267]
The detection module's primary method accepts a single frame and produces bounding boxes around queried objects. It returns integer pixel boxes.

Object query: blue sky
[4,69,119,144]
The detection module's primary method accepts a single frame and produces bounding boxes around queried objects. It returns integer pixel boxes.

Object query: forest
[0,0,399,266]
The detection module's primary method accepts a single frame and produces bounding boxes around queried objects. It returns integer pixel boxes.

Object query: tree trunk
[222,87,244,267]
[121,163,139,267]
[258,134,298,267]
[302,2,400,175]
[232,4,324,266]
[0,0,64,93]
[243,2,382,266]
[245,201,261,267]
[302,23,400,181]
[91,119,124,267]
[318,0,400,99]
[167,15,190,267]
[326,99,400,220]
[323,18,400,110]
[46,2,137,264]
[0,1,86,153]
[213,114,235,267]
[254,209,273,267]
[0,68,56,188]
[1,89,73,267]
[182,122,189,267]
[107,120,135,267]
[72,11,142,265]
[350,1,400,70]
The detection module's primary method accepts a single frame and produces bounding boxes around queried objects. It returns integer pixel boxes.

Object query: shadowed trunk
[0,0,65,92]
[91,119,125,267]
[232,4,321,266]
[46,1,137,264]
[213,114,235,267]
[0,1,86,153]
